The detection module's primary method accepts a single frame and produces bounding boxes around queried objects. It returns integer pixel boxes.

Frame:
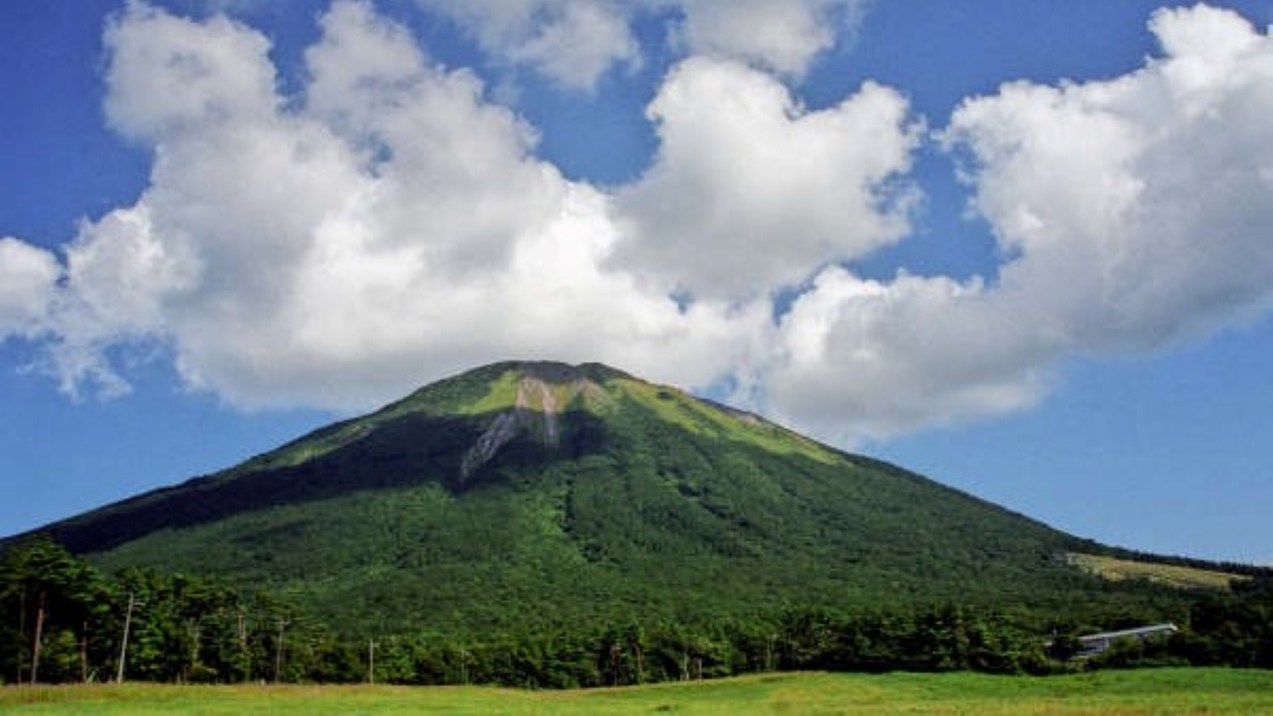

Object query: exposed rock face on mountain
[21,361,1106,637]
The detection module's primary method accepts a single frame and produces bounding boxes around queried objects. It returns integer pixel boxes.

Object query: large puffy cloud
[615,57,918,300]
[764,269,1060,440]
[948,3,1273,352]
[763,4,1273,442]
[10,1,767,410]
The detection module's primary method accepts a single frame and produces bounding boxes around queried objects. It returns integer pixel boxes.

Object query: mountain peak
[378,361,631,419]
[466,361,628,417]
[454,362,622,476]
[510,360,634,384]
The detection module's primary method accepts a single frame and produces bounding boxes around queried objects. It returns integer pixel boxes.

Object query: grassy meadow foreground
[4,669,1273,715]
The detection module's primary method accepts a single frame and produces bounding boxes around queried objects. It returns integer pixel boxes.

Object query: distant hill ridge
[8,361,1221,637]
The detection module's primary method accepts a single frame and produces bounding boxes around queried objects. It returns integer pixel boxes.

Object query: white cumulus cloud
[765,268,1059,441]
[6,1,1273,449]
[761,3,1273,442]
[947,3,1273,353]
[14,1,769,410]
[615,57,918,300]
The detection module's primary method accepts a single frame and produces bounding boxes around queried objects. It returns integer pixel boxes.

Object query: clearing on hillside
[1069,552,1250,591]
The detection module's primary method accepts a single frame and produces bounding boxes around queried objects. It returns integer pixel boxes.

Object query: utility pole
[16,590,26,684]
[81,620,89,683]
[237,611,250,682]
[273,618,289,684]
[30,591,47,685]
[367,639,376,684]
[116,593,139,683]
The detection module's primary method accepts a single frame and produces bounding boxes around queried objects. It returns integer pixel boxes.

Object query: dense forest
[4,537,1271,686]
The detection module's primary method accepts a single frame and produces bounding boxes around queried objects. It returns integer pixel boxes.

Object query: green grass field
[4,669,1272,715]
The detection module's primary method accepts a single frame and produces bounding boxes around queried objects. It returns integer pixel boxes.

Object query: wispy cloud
[666,0,868,77]
[413,0,869,89]
[413,0,640,90]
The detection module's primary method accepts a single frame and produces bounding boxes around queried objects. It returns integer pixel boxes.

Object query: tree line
[0,537,315,684]
[3,537,1271,686]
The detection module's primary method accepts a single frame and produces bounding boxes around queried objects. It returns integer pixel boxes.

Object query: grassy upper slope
[1069,552,1251,591]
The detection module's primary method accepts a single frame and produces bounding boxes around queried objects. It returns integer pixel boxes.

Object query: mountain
[20,361,1132,637]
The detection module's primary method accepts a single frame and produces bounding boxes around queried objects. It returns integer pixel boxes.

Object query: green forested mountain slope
[22,362,1132,637]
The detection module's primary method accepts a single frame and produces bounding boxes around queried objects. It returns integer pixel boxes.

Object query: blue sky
[1,0,1271,564]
